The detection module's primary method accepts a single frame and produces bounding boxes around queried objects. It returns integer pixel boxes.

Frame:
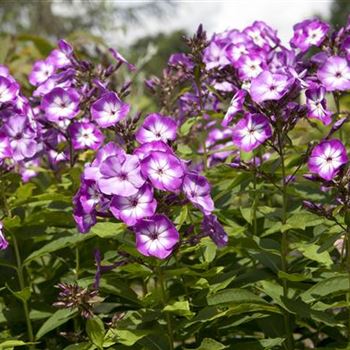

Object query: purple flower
[0,134,11,160]
[222,90,246,127]
[308,139,348,181]
[182,173,214,215]
[19,158,40,182]
[73,202,97,234]
[134,214,179,259]
[135,113,177,144]
[48,49,71,69]
[110,184,157,226]
[305,86,332,125]
[317,56,350,92]
[0,222,8,250]
[90,92,130,128]
[0,76,18,104]
[250,71,292,103]
[41,87,80,122]
[97,154,145,196]
[2,115,38,161]
[29,59,56,86]
[236,54,265,80]
[69,122,104,151]
[203,40,230,70]
[141,151,184,192]
[290,19,329,52]
[201,214,228,248]
[133,141,174,160]
[232,113,272,152]
[76,179,103,214]
[58,39,73,56]
[84,142,126,181]
[109,48,136,71]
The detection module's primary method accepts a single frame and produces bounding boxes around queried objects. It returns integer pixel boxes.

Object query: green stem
[252,155,258,236]
[157,266,174,350]
[2,178,35,349]
[12,234,35,349]
[75,245,80,280]
[277,130,294,350]
[346,231,350,342]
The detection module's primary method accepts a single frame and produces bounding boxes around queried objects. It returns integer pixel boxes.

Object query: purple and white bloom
[232,113,272,152]
[98,154,145,196]
[73,202,97,234]
[19,158,40,182]
[201,214,228,248]
[69,122,104,150]
[90,92,130,128]
[84,142,126,181]
[305,86,332,125]
[29,59,56,86]
[41,87,80,122]
[317,56,350,92]
[135,113,177,144]
[203,41,230,70]
[250,71,292,103]
[48,49,71,69]
[290,19,329,52]
[0,77,18,104]
[141,151,184,192]
[134,214,179,259]
[2,115,38,161]
[182,173,214,215]
[76,179,103,214]
[222,90,246,127]
[308,139,348,181]
[133,141,174,160]
[0,222,8,250]
[0,134,11,159]
[110,184,157,226]
[226,43,249,64]
[236,54,265,80]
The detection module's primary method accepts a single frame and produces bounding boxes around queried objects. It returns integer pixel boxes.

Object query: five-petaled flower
[134,214,179,259]
[232,113,272,152]
[308,139,348,181]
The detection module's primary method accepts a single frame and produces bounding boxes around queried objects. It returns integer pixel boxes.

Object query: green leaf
[113,329,149,346]
[90,222,126,239]
[86,317,105,349]
[10,286,31,303]
[24,232,95,263]
[17,34,54,56]
[191,338,226,350]
[294,242,333,267]
[63,344,93,350]
[0,340,34,349]
[36,309,77,339]
[179,117,198,136]
[286,212,323,230]
[301,274,349,303]
[14,183,36,204]
[163,301,193,319]
[207,288,266,306]
[177,144,192,157]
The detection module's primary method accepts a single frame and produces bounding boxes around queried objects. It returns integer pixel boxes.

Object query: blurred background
[0,0,348,80]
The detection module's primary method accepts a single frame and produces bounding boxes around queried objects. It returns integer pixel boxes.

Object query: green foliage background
[0,1,350,350]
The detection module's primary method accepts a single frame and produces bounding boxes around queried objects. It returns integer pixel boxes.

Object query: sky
[120,0,333,46]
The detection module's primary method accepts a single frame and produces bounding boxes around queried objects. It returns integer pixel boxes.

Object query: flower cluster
[73,113,227,259]
[0,66,41,181]
[29,40,132,168]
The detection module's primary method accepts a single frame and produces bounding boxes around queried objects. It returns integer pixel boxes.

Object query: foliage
[1,8,350,350]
